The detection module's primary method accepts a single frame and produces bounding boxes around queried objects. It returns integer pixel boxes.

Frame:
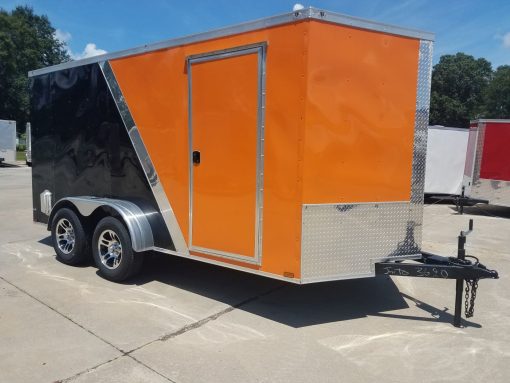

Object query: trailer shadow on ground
[38,236,481,329]
[0,162,26,168]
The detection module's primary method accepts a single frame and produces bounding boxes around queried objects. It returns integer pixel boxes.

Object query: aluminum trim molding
[189,246,260,265]
[99,61,189,255]
[29,8,434,78]
[408,39,433,248]
[303,200,410,207]
[313,8,434,41]
[186,42,267,63]
[187,43,266,265]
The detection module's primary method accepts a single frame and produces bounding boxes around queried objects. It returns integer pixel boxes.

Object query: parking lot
[1,165,509,383]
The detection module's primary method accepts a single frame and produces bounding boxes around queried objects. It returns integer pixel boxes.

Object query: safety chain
[464,279,479,318]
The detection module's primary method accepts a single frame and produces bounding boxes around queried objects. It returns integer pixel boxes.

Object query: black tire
[51,208,90,265]
[92,216,143,282]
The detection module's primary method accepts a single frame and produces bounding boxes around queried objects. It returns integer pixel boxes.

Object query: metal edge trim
[256,43,267,268]
[187,43,266,265]
[190,246,260,265]
[187,58,193,253]
[99,61,190,255]
[300,254,422,284]
[186,42,267,62]
[410,39,433,205]
[303,201,410,207]
[300,273,375,283]
[28,7,434,78]
[470,119,510,124]
[315,8,434,41]
[152,247,300,284]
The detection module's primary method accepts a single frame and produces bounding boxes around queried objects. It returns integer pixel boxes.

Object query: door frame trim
[186,42,267,265]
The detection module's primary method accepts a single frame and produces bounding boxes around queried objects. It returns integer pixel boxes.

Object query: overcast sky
[2,0,509,68]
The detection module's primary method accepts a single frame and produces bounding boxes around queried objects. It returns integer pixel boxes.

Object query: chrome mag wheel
[56,218,75,254]
[98,229,123,269]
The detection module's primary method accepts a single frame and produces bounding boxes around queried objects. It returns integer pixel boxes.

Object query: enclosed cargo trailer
[0,119,16,164]
[463,119,510,207]
[29,8,497,326]
[425,125,469,196]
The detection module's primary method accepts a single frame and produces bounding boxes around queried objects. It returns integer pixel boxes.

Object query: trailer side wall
[109,22,308,278]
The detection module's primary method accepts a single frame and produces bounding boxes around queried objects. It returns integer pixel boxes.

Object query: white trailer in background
[425,125,470,196]
[25,122,31,166]
[0,119,16,165]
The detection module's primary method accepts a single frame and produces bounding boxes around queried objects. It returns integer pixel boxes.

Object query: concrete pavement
[1,166,509,382]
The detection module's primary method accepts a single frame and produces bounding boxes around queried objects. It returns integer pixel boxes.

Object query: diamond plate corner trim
[408,39,434,247]
[99,61,189,255]
[301,202,422,282]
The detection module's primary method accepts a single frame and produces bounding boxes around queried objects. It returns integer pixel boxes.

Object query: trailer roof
[29,7,434,78]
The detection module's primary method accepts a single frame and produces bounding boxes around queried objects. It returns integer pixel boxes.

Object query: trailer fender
[49,197,154,252]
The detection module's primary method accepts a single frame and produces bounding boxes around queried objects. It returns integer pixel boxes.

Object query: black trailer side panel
[30,63,172,249]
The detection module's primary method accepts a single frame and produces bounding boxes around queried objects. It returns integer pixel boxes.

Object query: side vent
[40,190,52,216]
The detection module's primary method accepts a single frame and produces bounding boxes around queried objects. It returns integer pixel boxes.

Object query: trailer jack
[375,219,499,327]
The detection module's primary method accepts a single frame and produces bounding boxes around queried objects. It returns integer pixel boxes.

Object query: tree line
[430,53,510,127]
[0,6,509,132]
[0,6,69,130]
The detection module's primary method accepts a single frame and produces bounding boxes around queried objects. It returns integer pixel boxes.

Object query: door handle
[193,150,201,165]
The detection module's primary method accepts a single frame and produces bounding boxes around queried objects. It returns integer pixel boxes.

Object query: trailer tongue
[375,219,499,327]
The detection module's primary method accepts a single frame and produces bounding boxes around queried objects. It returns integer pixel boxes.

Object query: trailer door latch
[193,150,201,165]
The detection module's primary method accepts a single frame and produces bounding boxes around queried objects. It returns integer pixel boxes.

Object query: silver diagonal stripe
[99,60,189,255]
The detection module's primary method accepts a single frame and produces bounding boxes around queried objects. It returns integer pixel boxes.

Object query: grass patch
[16,151,25,161]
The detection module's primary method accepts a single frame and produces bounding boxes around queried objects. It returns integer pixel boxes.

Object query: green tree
[483,65,510,118]
[0,6,69,131]
[429,53,492,128]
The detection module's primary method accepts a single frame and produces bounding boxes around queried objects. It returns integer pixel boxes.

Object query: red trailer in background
[463,119,510,207]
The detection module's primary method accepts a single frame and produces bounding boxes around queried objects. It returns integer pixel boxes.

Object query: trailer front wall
[302,21,420,203]
[300,22,428,281]
[109,22,308,278]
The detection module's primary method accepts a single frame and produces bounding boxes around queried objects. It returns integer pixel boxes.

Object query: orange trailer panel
[303,21,419,204]
[109,22,309,278]
[32,8,434,283]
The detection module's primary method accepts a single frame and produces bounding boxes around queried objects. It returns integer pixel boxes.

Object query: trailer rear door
[188,45,265,264]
